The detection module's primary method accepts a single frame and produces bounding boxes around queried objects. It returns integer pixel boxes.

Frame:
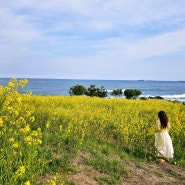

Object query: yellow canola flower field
[0,78,185,185]
[31,94,185,156]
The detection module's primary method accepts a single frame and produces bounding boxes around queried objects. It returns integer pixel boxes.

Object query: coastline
[1,78,185,102]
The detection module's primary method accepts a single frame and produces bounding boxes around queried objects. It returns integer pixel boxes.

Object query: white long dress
[154,120,174,159]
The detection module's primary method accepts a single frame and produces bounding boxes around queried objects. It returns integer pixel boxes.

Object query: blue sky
[1,0,185,80]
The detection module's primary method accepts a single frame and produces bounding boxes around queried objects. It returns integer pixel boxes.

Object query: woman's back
[155,120,170,133]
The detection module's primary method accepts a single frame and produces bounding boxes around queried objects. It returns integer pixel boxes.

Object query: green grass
[155,172,164,178]
[70,138,129,184]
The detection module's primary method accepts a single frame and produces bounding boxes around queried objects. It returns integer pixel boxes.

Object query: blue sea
[0,78,185,102]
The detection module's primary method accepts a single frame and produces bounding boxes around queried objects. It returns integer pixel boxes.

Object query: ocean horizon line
[0,77,184,82]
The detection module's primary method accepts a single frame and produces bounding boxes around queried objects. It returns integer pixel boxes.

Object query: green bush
[69,84,107,98]
[85,85,107,98]
[69,84,86,96]
[124,89,141,99]
[111,89,123,98]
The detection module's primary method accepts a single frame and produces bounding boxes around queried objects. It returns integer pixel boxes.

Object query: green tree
[124,89,141,99]
[85,84,97,97]
[111,89,123,98]
[69,84,86,96]
[85,85,107,98]
[96,86,107,98]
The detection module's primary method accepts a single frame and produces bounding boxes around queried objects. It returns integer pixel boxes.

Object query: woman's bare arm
[155,120,160,132]
[167,122,171,131]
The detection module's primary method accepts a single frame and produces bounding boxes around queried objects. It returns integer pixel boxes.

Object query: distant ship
[138,79,144,81]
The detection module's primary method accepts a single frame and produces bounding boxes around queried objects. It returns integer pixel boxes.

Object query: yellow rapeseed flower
[37,139,42,145]
[59,125,63,131]
[16,97,22,103]
[24,125,30,132]
[20,128,25,133]
[12,142,19,148]
[25,111,31,117]
[31,131,38,136]
[47,180,56,185]
[24,180,31,185]
[20,166,25,174]
[20,79,28,88]
[0,148,4,152]
[14,110,19,116]
[46,121,50,128]
[19,116,26,124]
[9,137,15,142]
[37,127,41,132]
[30,116,35,122]
[15,165,26,177]
[24,136,32,144]
[11,78,17,83]
[0,118,3,127]
[8,81,14,88]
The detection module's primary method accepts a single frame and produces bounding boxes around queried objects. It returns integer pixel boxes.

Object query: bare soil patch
[122,160,185,185]
[67,153,185,185]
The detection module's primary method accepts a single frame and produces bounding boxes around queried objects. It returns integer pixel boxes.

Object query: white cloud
[121,28,185,61]
[1,0,185,80]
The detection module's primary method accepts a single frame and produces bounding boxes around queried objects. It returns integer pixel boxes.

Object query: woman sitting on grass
[154,111,174,162]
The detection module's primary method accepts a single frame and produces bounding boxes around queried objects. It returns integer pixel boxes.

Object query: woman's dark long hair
[158,111,168,128]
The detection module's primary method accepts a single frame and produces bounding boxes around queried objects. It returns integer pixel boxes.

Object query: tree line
[69,84,141,99]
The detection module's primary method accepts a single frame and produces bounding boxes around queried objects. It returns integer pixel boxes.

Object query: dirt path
[122,160,185,185]
[68,153,185,185]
